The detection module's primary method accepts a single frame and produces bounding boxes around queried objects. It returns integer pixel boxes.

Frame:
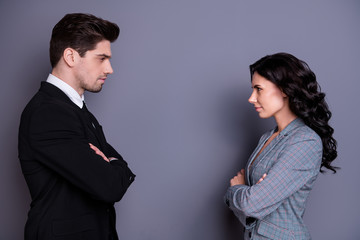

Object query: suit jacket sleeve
[224,137,322,226]
[28,102,134,203]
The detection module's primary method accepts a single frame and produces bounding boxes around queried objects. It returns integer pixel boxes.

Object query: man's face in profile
[75,40,114,94]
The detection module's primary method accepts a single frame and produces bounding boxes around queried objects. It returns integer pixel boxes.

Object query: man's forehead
[89,40,112,57]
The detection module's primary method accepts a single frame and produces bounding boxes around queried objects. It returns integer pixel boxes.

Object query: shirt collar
[46,74,85,108]
[277,118,305,137]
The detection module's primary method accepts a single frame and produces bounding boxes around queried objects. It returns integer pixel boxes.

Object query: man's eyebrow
[96,54,112,59]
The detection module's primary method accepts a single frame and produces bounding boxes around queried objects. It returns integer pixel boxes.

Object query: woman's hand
[256,173,267,184]
[230,169,246,186]
[230,170,267,186]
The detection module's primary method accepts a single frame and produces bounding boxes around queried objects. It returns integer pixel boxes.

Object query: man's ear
[63,48,79,67]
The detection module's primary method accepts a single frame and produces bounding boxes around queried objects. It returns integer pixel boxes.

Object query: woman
[224,53,337,239]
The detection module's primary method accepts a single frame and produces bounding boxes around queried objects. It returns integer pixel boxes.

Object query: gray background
[1,0,359,239]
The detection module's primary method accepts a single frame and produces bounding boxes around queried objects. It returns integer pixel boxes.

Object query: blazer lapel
[246,130,275,185]
[246,118,306,185]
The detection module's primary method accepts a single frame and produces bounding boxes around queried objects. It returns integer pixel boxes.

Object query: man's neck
[51,68,84,96]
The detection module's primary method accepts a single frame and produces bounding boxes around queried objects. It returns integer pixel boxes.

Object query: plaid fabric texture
[225,118,322,240]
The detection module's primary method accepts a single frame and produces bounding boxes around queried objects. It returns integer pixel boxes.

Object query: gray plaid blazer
[225,118,322,240]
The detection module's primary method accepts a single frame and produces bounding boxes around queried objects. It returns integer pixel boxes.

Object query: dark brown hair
[250,53,338,173]
[49,13,119,68]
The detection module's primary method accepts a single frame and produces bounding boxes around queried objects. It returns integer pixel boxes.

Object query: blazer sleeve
[224,137,322,224]
[28,102,134,203]
[107,143,136,184]
[89,114,136,182]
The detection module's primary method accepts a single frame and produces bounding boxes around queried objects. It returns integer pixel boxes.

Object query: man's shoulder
[21,89,81,127]
[19,93,85,138]
[24,82,78,112]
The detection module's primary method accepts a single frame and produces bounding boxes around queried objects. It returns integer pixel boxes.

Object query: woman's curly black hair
[250,52,338,173]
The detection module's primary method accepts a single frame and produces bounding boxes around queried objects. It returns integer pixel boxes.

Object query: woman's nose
[248,92,257,104]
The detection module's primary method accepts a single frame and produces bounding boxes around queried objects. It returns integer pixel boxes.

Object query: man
[18,13,135,240]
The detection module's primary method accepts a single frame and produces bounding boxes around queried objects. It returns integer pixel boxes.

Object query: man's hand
[89,143,109,162]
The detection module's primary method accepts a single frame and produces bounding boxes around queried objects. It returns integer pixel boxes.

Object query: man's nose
[105,61,113,75]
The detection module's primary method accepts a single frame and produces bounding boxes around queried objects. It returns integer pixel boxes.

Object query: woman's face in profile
[248,72,289,119]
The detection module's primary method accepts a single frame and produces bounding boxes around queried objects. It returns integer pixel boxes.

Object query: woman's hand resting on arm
[230,169,266,186]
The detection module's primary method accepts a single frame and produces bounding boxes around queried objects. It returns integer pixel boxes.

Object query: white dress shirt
[46,74,85,108]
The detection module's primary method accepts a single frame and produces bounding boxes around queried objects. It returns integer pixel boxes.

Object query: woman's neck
[274,112,298,132]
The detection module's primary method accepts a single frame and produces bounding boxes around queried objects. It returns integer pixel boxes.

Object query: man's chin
[87,87,102,93]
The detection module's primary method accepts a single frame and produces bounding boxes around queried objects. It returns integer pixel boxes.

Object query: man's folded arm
[29,104,134,203]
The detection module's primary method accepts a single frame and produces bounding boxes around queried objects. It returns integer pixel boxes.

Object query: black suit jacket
[18,82,135,240]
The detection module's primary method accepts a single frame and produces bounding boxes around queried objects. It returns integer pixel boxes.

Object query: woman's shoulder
[289,123,322,145]
[280,122,323,169]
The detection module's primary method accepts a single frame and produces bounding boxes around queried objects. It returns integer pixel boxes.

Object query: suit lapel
[39,82,107,151]
[82,106,107,150]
